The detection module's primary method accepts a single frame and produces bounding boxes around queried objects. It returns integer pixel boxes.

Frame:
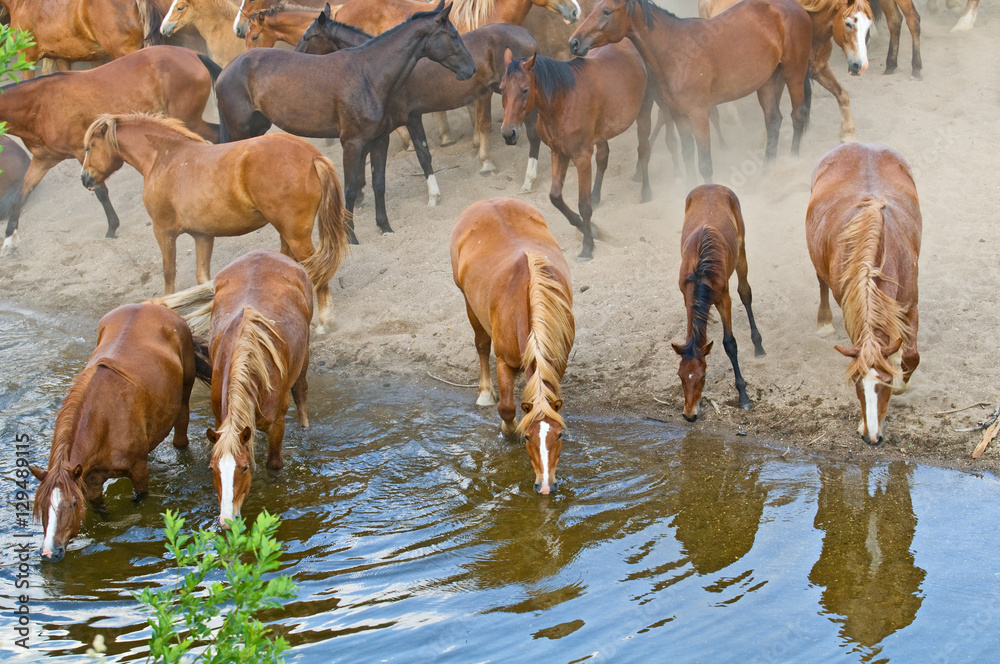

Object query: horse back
[679,185,742,287]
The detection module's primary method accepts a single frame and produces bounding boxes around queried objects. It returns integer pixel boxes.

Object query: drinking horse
[216,2,475,237]
[80,113,349,333]
[806,143,921,444]
[672,185,764,421]
[30,303,198,561]
[0,46,221,256]
[569,0,811,184]
[451,198,575,495]
[499,42,652,261]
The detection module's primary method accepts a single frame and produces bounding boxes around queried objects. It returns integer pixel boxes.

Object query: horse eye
[252,34,259,41]
[242,465,249,473]
[603,9,612,15]
[844,21,853,29]
[522,87,529,95]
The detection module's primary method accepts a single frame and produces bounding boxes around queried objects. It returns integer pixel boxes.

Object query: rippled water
[1,303,999,662]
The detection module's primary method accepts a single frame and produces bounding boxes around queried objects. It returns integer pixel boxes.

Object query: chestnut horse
[570,0,811,184]
[672,185,764,421]
[30,302,197,561]
[500,43,652,261]
[80,113,349,332]
[245,0,431,47]
[451,198,575,495]
[2,0,163,77]
[235,0,327,37]
[206,250,312,526]
[296,14,539,205]
[0,46,221,257]
[871,0,921,78]
[216,3,475,237]
[161,0,247,65]
[806,143,921,445]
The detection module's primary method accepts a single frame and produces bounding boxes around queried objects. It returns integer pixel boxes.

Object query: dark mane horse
[216,1,475,237]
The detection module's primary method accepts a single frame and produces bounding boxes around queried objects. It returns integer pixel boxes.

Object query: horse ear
[434,0,446,11]
[521,402,533,414]
[318,9,328,24]
[523,53,537,72]
[29,466,47,482]
[882,338,903,358]
[324,2,331,15]
[240,426,253,445]
[702,340,714,356]
[436,2,453,22]
[72,465,83,480]
[835,345,861,358]
[504,47,513,68]
[206,428,219,445]
[553,399,563,413]
[671,342,684,355]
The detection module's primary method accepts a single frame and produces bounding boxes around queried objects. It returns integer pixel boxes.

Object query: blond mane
[838,198,909,382]
[450,0,497,32]
[214,307,286,466]
[517,253,574,437]
[799,0,872,17]
[85,113,209,156]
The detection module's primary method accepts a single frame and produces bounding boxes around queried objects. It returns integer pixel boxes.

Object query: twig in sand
[708,398,721,415]
[426,371,477,388]
[653,395,669,405]
[933,402,991,415]
[780,446,791,459]
[954,407,1000,433]
[972,415,1000,460]
[806,433,824,447]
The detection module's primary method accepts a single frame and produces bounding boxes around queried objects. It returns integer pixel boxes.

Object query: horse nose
[849,62,861,76]
[569,38,581,55]
[41,546,65,562]
[683,412,698,422]
[534,480,558,495]
[81,173,94,190]
[503,128,519,145]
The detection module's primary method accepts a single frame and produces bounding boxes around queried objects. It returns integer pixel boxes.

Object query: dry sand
[2,0,998,470]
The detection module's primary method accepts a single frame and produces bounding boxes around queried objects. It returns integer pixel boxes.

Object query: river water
[1,303,998,662]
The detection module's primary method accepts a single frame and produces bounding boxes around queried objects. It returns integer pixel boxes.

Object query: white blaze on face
[42,487,62,556]
[567,0,582,23]
[162,0,180,33]
[219,453,236,524]
[538,421,551,491]
[854,13,872,70]
[234,0,248,33]
[863,368,880,440]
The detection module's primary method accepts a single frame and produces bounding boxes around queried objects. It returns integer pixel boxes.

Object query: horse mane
[214,307,287,467]
[450,0,496,32]
[838,198,909,382]
[799,0,873,17]
[321,18,374,40]
[193,0,240,19]
[517,253,574,437]
[678,228,724,360]
[249,0,314,21]
[508,55,582,103]
[85,113,210,155]
[629,0,677,27]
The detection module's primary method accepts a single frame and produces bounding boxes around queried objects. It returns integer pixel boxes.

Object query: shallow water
[1,303,999,663]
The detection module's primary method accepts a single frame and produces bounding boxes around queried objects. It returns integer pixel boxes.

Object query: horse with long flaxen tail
[451,198,575,494]
[806,143,921,445]
[672,185,764,421]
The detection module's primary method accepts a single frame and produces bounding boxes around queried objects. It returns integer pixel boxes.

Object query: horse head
[234,0,260,38]
[419,2,476,82]
[569,0,631,57]
[672,340,713,422]
[81,116,124,190]
[207,425,254,528]
[531,0,582,25]
[837,338,902,445]
[499,49,536,145]
[520,400,564,495]
[834,0,873,76]
[295,6,370,54]
[245,12,272,48]
[161,0,197,38]
[31,464,86,562]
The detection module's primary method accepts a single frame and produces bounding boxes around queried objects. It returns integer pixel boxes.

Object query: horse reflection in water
[809,462,925,652]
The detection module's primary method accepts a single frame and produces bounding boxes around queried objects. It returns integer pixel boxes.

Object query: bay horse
[80,113,349,333]
[296,13,539,205]
[161,0,248,65]
[672,185,764,421]
[30,302,198,562]
[451,198,575,495]
[204,250,313,526]
[805,143,921,445]
[499,43,652,261]
[245,3,319,47]
[1,0,163,77]
[569,0,812,184]
[0,46,221,257]
[216,2,475,237]
[871,0,921,78]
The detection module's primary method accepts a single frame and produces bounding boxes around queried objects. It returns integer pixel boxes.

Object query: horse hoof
[521,181,534,194]
[501,420,517,437]
[476,392,497,407]
[380,229,395,236]
[577,253,593,263]
[755,347,766,357]
[314,325,327,335]
[641,188,652,204]
[0,231,19,257]
[347,233,360,246]
[479,161,497,175]
[816,323,835,337]
[839,132,856,144]
[883,67,897,76]
[428,195,440,207]
[910,72,922,81]
[739,400,752,411]
[439,134,455,147]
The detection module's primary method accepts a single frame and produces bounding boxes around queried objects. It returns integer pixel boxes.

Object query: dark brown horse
[30,302,197,561]
[569,0,812,184]
[1,0,163,76]
[451,197,575,494]
[672,185,764,421]
[216,2,475,237]
[0,45,221,256]
[296,13,539,205]
[806,143,921,445]
[499,42,652,261]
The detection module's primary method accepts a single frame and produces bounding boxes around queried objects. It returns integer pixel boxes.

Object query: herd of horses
[0,0,938,561]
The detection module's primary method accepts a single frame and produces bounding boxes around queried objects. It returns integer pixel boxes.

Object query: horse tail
[517,252,575,437]
[300,156,350,291]
[197,54,224,84]
[136,0,164,47]
[149,281,217,339]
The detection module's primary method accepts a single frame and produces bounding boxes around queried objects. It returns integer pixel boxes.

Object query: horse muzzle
[41,545,65,562]
[568,38,590,57]
[161,22,178,38]
[502,127,519,145]
[456,64,476,82]
[559,5,579,24]
[81,172,98,191]
[861,432,884,446]
[534,479,558,495]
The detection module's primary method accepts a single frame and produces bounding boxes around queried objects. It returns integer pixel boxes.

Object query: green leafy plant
[0,24,35,86]
[135,510,297,664]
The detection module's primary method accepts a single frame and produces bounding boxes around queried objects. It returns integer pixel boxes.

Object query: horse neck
[491,0,533,26]
[326,24,372,49]
[625,4,685,75]
[270,11,314,37]
[112,122,190,175]
[351,20,435,99]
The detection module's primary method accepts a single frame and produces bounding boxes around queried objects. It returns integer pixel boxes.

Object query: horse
[450,198,575,495]
[296,13,538,205]
[672,185,764,421]
[569,0,812,185]
[205,250,313,526]
[499,43,652,261]
[80,113,349,333]
[0,136,29,222]
[870,0,921,78]
[805,143,921,445]
[235,0,328,37]
[0,46,222,257]
[216,2,475,237]
[29,302,198,562]
[245,4,318,47]
[161,0,248,65]
[949,0,979,31]
[1,0,163,77]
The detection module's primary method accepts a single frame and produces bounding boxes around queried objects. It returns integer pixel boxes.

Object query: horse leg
[812,60,855,143]
[265,416,287,471]
[673,112,698,187]
[172,397,191,449]
[717,295,752,410]
[192,234,215,284]
[340,139,365,244]
[435,111,455,146]
[816,274,835,336]
[633,85,656,185]
[710,106,728,150]
[900,0,922,79]
[756,76,782,165]
[368,133,393,235]
[291,365,309,428]
[635,95,653,203]
[592,141,610,208]
[521,110,541,193]
[92,183,121,239]
[407,115,440,207]
[689,112,714,183]
[548,153,584,232]
[497,359,518,437]
[1,156,58,256]
[735,246,765,356]
[574,151,596,262]
[882,0,903,75]
[466,302,497,406]
[153,226,179,295]
[129,461,149,502]
[476,94,496,174]
[897,308,920,393]
[467,103,480,148]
